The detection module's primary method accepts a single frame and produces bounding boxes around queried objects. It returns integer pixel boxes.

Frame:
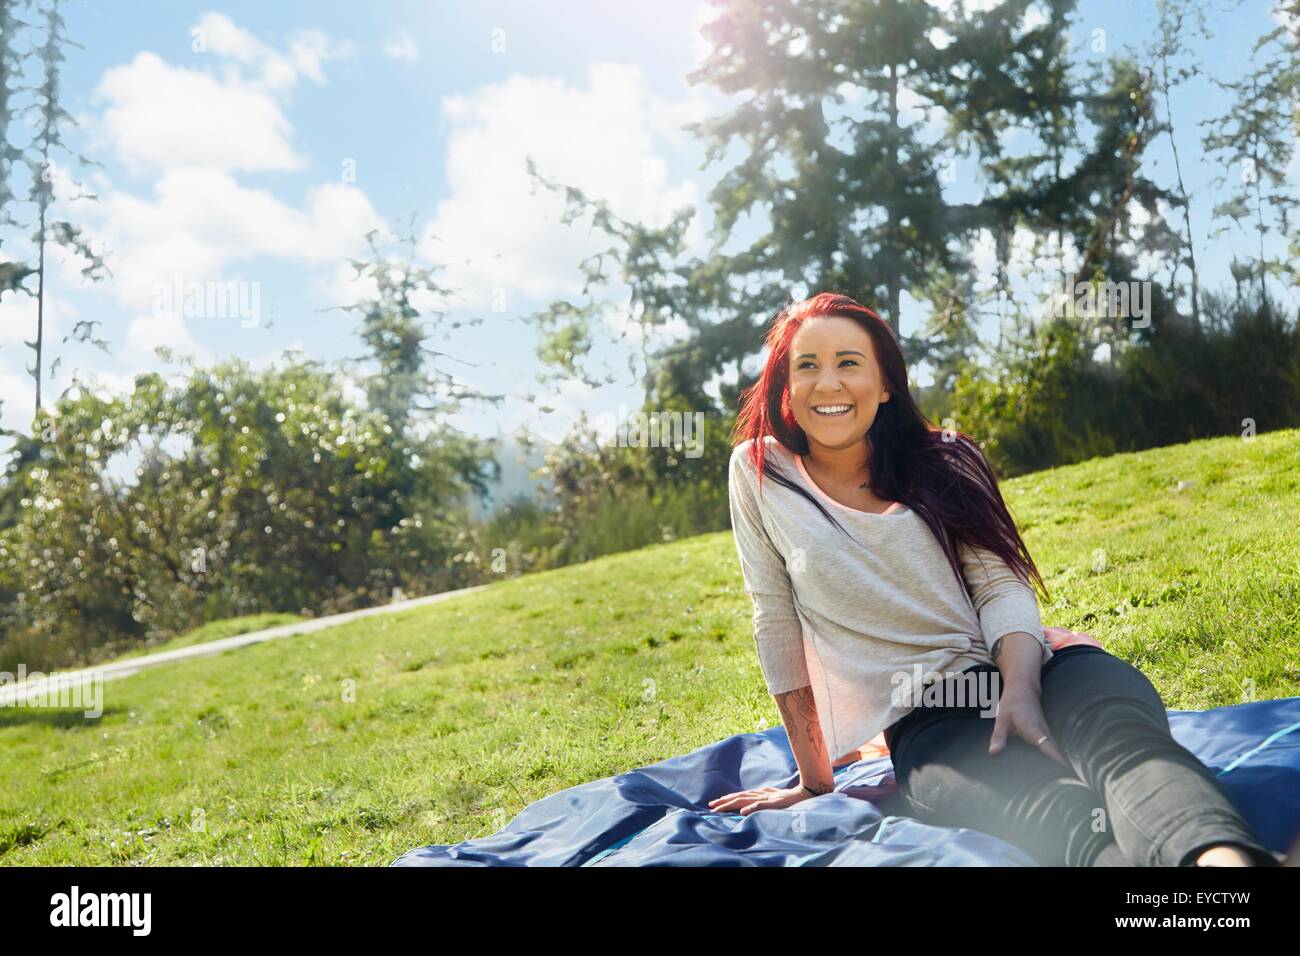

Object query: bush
[0,356,491,670]
[950,288,1300,476]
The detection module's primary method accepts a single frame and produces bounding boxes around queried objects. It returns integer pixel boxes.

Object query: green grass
[2,428,1299,865]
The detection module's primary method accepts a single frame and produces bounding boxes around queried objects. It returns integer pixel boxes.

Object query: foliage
[0,356,488,670]
[951,288,1300,476]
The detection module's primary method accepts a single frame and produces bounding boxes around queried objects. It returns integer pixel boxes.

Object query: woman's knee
[1041,651,1169,738]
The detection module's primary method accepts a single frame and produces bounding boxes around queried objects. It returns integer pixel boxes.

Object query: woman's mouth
[812,404,853,417]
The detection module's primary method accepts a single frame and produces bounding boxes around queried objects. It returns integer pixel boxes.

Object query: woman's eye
[796,358,857,370]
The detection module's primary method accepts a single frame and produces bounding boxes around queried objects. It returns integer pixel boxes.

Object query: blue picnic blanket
[391,695,1300,866]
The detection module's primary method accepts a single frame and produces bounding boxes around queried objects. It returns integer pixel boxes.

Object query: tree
[0,0,34,314]
[332,221,516,531]
[1199,2,1300,300]
[7,0,110,420]
[519,0,1185,475]
[666,0,1179,402]
[1147,0,1214,331]
[1275,1,1300,282]
[524,157,697,409]
[684,0,962,346]
[337,223,501,442]
[931,2,1180,351]
[0,353,498,668]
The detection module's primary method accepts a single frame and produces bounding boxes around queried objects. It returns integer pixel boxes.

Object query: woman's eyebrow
[794,350,867,359]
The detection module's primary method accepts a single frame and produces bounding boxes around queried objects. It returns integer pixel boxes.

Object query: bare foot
[1195,844,1254,866]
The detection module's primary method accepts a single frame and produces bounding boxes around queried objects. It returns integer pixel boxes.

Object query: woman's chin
[803,421,867,446]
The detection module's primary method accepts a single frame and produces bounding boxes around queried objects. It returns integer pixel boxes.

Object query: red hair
[729,291,1050,603]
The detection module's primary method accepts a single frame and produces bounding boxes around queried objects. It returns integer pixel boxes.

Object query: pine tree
[0,0,34,308]
[337,222,504,442]
[20,0,109,420]
[1199,2,1299,300]
[526,0,1181,411]
[934,2,1176,347]
[685,0,961,346]
[523,157,697,409]
[1148,0,1213,331]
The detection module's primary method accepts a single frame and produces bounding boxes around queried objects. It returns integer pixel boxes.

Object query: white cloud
[191,13,354,92]
[93,15,356,176]
[318,258,379,315]
[0,369,34,433]
[89,170,384,315]
[691,3,721,67]
[95,52,304,174]
[249,337,307,371]
[66,368,139,400]
[84,17,384,313]
[383,32,420,62]
[418,62,704,310]
[79,18,385,373]
[124,311,214,367]
[193,13,268,66]
[285,29,356,85]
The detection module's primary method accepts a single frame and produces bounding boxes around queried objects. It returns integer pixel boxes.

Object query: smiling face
[787,314,891,455]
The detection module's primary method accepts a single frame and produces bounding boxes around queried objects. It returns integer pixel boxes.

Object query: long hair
[729,291,1050,604]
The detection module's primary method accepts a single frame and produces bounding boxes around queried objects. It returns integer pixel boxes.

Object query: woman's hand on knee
[989,682,1070,767]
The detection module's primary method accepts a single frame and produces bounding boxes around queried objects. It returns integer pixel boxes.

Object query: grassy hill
[2,428,1298,865]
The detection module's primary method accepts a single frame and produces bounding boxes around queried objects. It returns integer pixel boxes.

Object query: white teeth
[813,404,851,415]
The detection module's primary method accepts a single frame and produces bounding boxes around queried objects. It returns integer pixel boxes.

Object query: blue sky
[0,0,1294,456]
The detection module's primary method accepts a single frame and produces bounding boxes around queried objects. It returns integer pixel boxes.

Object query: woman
[708,291,1280,867]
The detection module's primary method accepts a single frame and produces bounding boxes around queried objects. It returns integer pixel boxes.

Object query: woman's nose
[816,367,842,391]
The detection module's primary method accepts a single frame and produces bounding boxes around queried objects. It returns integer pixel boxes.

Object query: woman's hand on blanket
[988,682,1070,767]
[707,784,814,815]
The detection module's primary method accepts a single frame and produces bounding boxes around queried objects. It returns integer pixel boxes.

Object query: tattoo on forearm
[775,686,832,793]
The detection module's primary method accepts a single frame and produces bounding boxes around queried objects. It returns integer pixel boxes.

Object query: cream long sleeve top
[728,435,1051,764]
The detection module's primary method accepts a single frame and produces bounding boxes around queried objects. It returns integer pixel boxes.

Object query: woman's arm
[773,684,835,795]
[706,680,836,814]
[711,447,834,811]
[727,448,814,700]
[958,539,1051,666]
[991,631,1044,689]
[987,630,1069,764]
[959,544,1069,764]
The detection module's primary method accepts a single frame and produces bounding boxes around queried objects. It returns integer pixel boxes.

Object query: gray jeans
[883,645,1280,866]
